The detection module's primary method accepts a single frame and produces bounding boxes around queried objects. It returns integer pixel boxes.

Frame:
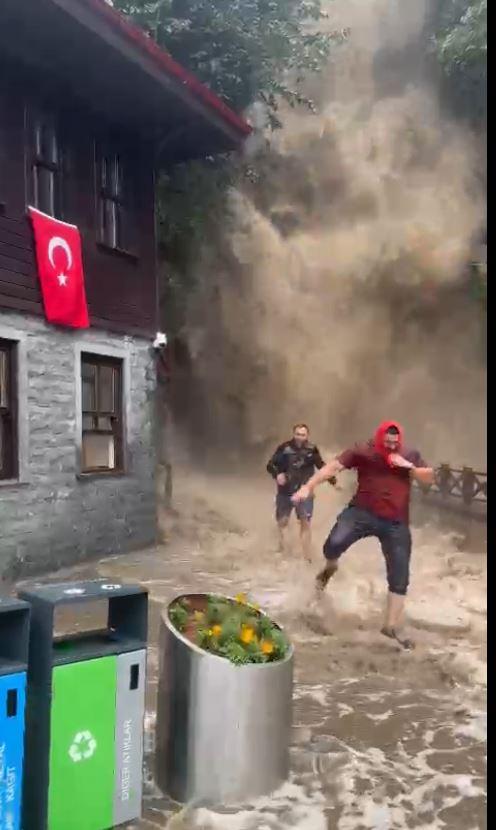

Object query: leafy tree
[113,0,345,128]
[433,0,486,123]
[113,0,344,331]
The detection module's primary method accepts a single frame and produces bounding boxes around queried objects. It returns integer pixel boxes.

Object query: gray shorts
[276,491,314,522]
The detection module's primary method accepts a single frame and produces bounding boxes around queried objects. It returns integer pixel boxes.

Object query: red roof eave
[81,0,252,140]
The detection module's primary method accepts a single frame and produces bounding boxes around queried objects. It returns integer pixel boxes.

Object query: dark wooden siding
[0,69,157,336]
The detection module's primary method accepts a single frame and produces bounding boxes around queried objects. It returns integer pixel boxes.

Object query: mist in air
[179,0,486,468]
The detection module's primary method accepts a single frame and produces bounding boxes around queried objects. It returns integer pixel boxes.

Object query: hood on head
[374,420,404,464]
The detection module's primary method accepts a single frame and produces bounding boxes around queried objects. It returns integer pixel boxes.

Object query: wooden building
[0,0,250,576]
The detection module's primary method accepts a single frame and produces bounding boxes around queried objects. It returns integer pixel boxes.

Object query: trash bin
[18,580,148,830]
[0,597,30,830]
[155,593,293,805]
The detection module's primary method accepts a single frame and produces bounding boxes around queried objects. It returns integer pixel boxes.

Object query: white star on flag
[57,273,68,287]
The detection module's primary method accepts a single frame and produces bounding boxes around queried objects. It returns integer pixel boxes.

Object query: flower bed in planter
[168,592,289,665]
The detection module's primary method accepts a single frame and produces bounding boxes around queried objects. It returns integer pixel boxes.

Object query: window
[32,119,61,217]
[99,152,127,250]
[0,340,17,480]
[81,355,123,473]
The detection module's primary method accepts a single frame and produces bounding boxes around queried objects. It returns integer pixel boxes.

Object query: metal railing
[414,464,487,519]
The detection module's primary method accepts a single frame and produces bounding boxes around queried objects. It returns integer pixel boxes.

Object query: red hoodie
[374,420,404,467]
[337,423,426,523]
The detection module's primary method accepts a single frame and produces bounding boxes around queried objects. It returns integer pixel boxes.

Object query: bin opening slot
[54,599,109,638]
[52,599,122,654]
[7,688,17,718]
[130,663,139,690]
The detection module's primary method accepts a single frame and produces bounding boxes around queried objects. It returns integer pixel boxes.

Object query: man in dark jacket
[267,423,333,561]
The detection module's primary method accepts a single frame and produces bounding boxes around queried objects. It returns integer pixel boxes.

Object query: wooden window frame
[81,353,124,474]
[98,150,127,252]
[32,117,62,218]
[0,339,18,481]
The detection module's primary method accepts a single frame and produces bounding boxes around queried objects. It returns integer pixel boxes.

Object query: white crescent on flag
[48,236,73,271]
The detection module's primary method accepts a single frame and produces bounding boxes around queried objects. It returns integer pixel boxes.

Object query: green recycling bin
[18,580,148,830]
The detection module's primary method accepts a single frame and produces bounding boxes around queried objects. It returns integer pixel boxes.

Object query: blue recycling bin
[0,597,30,830]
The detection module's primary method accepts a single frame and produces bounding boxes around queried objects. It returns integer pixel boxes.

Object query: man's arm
[292,457,345,501]
[410,466,435,486]
[388,452,434,486]
[266,444,283,478]
[314,446,337,486]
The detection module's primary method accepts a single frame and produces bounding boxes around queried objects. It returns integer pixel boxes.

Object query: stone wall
[0,311,158,579]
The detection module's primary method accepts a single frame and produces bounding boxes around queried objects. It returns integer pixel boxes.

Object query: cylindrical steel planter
[155,595,293,805]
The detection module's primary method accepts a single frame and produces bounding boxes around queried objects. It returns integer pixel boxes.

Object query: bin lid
[0,596,30,675]
[0,657,28,677]
[0,596,30,614]
[19,579,147,606]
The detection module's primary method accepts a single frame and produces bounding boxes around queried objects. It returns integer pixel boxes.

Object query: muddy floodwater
[25,469,486,830]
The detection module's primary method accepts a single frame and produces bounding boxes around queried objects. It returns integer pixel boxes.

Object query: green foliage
[433,0,486,123]
[113,0,346,332]
[435,0,486,73]
[168,593,290,665]
[218,640,251,665]
[113,0,344,128]
[270,628,289,659]
[205,595,233,625]
[168,599,189,631]
[470,262,486,308]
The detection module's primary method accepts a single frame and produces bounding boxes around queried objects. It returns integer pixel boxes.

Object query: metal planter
[155,595,293,805]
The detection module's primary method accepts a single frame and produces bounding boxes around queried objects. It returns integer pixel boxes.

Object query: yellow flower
[240,625,256,644]
[194,611,205,622]
[261,640,274,655]
[235,593,248,605]
[212,624,222,637]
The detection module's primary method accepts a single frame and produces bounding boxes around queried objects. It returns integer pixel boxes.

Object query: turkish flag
[28,207,90,329]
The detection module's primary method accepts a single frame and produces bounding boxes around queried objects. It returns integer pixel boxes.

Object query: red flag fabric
[28,207,89,329]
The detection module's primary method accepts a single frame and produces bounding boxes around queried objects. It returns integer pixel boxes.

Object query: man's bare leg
[299,518,312,562]
[315,559,339,591]
[384,591,405,629]
[277,518,290,553]
[381,592,414,649]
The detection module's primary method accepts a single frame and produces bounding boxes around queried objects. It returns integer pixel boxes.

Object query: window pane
[101,156,109,191]
[0,344,16,480]
[82,362,96,411]
[98,366,115,412]
[82,433,115,470]
[0,350,8,408]
[36,122,58,164]
[102,198,118,248]
[34,165,55,215]
[80,356,122,473]
[112,156,121,197]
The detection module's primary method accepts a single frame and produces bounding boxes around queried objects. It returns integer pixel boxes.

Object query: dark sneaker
[381,626,415,650]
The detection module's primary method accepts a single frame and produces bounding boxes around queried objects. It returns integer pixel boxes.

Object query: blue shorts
[276,491,314,522]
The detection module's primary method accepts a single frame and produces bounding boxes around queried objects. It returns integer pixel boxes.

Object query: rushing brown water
[40,467,485,830]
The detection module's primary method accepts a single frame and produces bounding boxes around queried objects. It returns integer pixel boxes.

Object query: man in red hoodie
[292,422,434,648]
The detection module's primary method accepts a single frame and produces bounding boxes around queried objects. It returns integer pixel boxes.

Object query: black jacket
[266,440,326,494]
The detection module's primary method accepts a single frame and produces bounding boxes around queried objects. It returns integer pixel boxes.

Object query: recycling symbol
[68,730,97,763]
